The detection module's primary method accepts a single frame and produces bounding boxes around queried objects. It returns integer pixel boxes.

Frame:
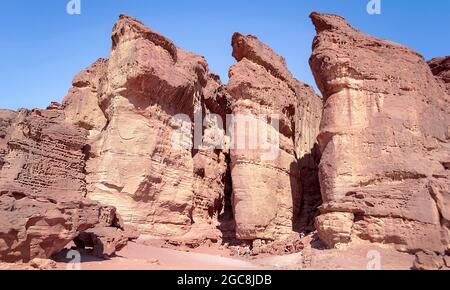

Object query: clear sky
[1,0,449,110]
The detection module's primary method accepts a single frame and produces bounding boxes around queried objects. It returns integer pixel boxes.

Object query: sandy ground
[0,235,419,270]
[47,240,416,270]
[54,242,264,270]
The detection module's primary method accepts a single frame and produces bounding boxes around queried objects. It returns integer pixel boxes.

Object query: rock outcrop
[428,56,450,95]
[309,12,450,253]
[2,11,448,264]
[62,58,108,138]
[227,33,322,241]
[0,108,120,262]
[63,15,230,238]
[73,208,129,258]
[0,110,17,171]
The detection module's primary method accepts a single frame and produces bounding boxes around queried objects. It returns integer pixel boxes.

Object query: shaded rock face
[0,110,17,171]
[428,56,450,95]
[309,13,450,253]
[0,109,118,262]
[227,33,322,240]
[73,208,129,258]
[63,15,230,237]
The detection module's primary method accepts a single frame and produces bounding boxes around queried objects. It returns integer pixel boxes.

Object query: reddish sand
[54,242,264,270]
[49,240,416,270]
[0,236,418,270]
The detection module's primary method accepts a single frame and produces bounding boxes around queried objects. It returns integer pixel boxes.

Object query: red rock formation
[62,58,108,138]
[0,109,121,262]
[63,15,230,238]
[74,208,129,258]
[3,12,448,264]
[0,110,17,171]
[428,56,450,95]
[227,33,322,241]
[309,12,450,253]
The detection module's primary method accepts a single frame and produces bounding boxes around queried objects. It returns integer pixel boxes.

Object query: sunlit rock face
[62,58,108,139]
[309,12,450,253]
[4,11,448,263]
[227,33,322,241]
[63,15,230,237]
[0,108,118,262]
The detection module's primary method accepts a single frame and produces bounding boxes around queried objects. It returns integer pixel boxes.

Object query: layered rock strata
[0,108,120,262]
[428,56,450,95]
[227,33,322,241]
[309,12,450,253]
[63,15,231,237]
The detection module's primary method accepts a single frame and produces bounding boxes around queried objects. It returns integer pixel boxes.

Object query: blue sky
[1,0,449,110]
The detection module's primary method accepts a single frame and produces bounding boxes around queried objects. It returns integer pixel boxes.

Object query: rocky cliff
[1,12,448,263]
[0,108,121,262]
[227,33,322,241]
[63,15,230,238]
[428,56,450,95]
[309,12,450,254]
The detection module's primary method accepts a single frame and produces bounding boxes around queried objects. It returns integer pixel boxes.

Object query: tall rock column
[63,15,230,238]
[227,33,322,241]
[309,13,450,253]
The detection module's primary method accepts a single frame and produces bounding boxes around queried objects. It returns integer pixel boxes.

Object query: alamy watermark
[67,0,81,15]
[366,250,382,270]
[66,250,81,270]
[367,0,382,15]
[171,108,281,162]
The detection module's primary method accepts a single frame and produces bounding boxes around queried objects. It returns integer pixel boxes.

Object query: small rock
[29,258,57,270]
[444,256,450,268]
[146,259,160,265]
[413,251,444,270]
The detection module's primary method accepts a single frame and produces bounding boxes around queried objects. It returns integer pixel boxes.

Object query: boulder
[314,212,354,247]
[413,251,445,270]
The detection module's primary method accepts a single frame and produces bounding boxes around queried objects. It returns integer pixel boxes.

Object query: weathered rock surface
[62,58,108,138]
[64,15,230,238]
[74,209,129,258]
[309,12,450,253]
[413,251,445,270]
[227,33,322,240]
[28,258,57,270]
[428,56,450,95]
[315,212,354,247]
[0,110,17,171]
[3,11,448,265]
[0,109,119,262]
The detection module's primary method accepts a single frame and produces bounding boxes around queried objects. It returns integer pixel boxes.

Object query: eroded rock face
[428,56,450,95]
[74,208,129,258]
[62,58,108,138]
[227,33,322,240]
[0,110,17,171]
[309,13,450,253]
[4,11,447,262]
[69,15,230,237]
[0,109,117,262]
